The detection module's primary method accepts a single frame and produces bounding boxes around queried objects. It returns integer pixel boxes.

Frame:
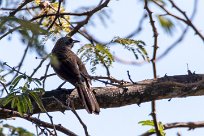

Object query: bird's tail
[76,82,100,114]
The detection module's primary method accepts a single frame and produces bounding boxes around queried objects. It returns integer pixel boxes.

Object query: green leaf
[95,44,114,65]
[3,124,35,136]
[158,122,166,136]
[0,69,6,82]
[24,94,33,113]
[33,78,42,86]
[0,93,15,106]
[0,16,48,35]
[0,76,6,82]
[9,75,25,91]
[21,95,28,114]
[138,120,154,126]
[112,37,149,61]
[17,96,24,116]
[157,15,174,35]
[29,91,46,112]
[34,88,45,95]
[21,82,30,93]
[11,95,18,109]
[77,44,114,73]
[148,128,156,133]
[0,70,6,82]
[139,120,166,136]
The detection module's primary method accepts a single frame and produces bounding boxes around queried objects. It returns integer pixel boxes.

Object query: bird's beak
[73,40,80,43]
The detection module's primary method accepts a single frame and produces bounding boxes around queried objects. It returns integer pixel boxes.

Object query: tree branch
[68,0,110,36]
[0,108,77,136]
[9,0,33,16]
[144,0,160,135]
[141,121,204,136]
[1,74,204,118]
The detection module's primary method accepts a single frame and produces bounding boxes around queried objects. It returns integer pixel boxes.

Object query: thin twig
[3,63,27,77]
[2,66,19,78]
[0,26,21,40]
[39,73,56,80]
[17,37,32,74]
[9,0,33,16]
[0,108,77,136]
[0,81,8,94]
[157,0,198,60]
[113,55,146,66]
[168,0,204,41]
[70,101,89,136]
[3,36,34,88]
[30,55,50,78]
[141,121,204,136]
[47,0,62,30]
[126,13,147,38]
[31,11,90,21]
[91,75,129,84]
[42,63,50,89]
[127,71,136,84]
[44,112,58,136]
[1,6,39,11]
[69,0,110,36]
[144,0,160,136]
[152,0,203,42]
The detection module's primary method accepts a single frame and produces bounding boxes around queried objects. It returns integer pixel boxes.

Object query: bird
[50,36,100,114]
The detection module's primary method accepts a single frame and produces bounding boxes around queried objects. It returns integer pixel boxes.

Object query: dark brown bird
[51,37,100,114]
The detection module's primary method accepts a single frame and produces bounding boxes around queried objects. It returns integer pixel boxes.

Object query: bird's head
[56,37,80,48]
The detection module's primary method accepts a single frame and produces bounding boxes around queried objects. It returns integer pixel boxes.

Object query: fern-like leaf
[112,37,149,61]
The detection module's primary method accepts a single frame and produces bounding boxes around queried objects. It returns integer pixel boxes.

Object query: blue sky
[1,0,204,135]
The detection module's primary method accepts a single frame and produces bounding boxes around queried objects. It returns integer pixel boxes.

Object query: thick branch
[1,74,204,118]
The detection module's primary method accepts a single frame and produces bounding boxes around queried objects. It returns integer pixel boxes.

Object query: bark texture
[1,74,204,118]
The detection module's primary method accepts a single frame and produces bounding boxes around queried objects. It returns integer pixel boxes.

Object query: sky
[1,0,204,136]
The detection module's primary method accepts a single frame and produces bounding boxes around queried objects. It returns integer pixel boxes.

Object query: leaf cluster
[0,0,71,57]
[77,37,149,73]
[157,15,174,35]
[0,75,45,116]
[0,123,34,136]
[0,16,48,56]
[112,37,150,61]
[77,44,114,73]
[35,0,71,33]
[139,120,166,136]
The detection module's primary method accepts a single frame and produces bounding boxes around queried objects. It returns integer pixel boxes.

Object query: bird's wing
[77,57,89,76]
[52,48,82,84]
[76,56,92,86]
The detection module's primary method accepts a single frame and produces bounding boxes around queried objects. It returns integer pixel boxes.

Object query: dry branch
[1,74,204,118]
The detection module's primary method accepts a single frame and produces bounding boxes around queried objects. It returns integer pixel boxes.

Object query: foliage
[0,74,45,116]
[0,70,6,83]
[0,0,71,57]
[78,44,114,73]
[157,15,174,35]
[112,37,149,61]
[139,120,166,136]
[77,37,149,73]
[0,16,47,35]
[35,0,71,33]
[0,123,35,136]
[0,0,201,135]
